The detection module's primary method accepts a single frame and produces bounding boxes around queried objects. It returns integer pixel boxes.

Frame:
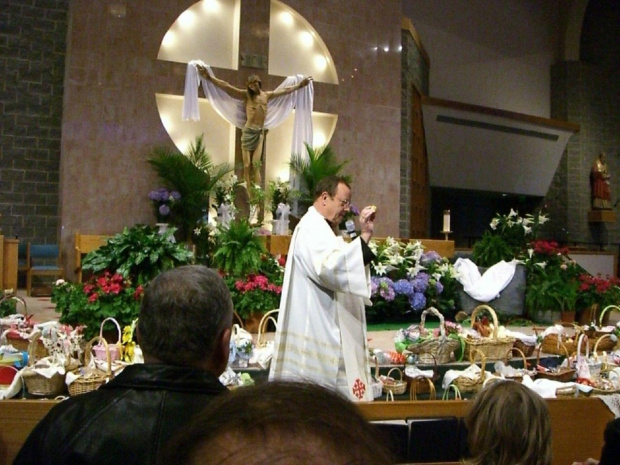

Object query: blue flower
[435,281,444,294]
[158,204,170,216]
[410,292,426,311]
[412,273,430,293]
[393,279,414,297]
[420,250,441,265]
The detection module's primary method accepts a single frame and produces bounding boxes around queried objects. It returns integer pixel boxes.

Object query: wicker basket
[463,305,515,360]
[540,331,577,356]
[404,353,439,396]
[94,318,122,362]
[409,376,436,400]
[512,326,538,357]
[381,367,407,396]
[21,331,67,397]
[535,343,575,382]
[594,334,619,371]
[0,293,28,332]
[452,349,486,394]
[256,309,279,348]
[495,347,536,382]
[406,307,461,364]
[68,336,113,396]
[1,293,46,359]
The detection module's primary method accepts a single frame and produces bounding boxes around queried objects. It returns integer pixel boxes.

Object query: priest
[269,176,377,401]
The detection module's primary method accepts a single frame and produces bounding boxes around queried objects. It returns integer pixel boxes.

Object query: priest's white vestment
[269,207,374,401]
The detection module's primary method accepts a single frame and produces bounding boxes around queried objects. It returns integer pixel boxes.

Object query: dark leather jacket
[13,363,228,465]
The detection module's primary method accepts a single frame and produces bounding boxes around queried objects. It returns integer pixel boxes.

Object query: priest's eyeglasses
[332,196,351,207]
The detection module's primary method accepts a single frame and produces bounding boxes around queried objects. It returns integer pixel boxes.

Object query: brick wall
[0,0,68,245]
[400,29,429,238]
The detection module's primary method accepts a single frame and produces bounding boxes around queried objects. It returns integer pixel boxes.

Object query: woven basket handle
[577,333,589,361]
[470,349,487,383]
[442,384,462,400]
[593,334,612,360]
[470,304,499,341]
[506,347,528,371]
[599,305,620,327]
[99,317,121,343]
[0,294,28,317]
[409,376,436,401]
[536,339,571,367]
[420,307,446,338]
[386,367,403,382]
[26,331,43,366]
[84,336,112,376]
[256,309,279,347]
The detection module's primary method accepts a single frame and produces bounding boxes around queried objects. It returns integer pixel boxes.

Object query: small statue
[273,203,290,235]
[591,152,612,210]
[217,203,235,227]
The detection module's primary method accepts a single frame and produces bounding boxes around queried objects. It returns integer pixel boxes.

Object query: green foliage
[82,224,194,285]
[0,297,17,318]
[289,143,350,206]
[148,135,231,241]
[471,232,516,267]
[212,219,267,277]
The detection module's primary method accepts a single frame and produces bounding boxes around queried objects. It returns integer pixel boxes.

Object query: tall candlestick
[442,210,451,232]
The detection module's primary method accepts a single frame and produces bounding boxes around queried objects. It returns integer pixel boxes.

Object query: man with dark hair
[161,381,395,465]
[14,265,233,465]
[269,175,377,401]
[197,65,312,188]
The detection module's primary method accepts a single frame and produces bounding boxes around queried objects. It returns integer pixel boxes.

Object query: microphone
[345,219,357,239]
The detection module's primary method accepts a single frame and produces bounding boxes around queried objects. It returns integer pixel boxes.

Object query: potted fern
[212,218,283,330]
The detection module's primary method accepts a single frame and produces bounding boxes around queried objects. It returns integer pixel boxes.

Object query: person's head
[313,175,352,225]
[161,381,395,465]
[464,380,551,465]
[137,265,233,375]
[246,74,262,96]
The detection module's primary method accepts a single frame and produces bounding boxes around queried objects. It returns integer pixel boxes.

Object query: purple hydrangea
[371,277,395,301]
[149,188,169,202]
[412,272,430,293]
[393,279,414,297]
[420,251,442,266]
[435,281,444,294]
[158,204,170,216]
[169,190,181,201]
[410,292,427,311]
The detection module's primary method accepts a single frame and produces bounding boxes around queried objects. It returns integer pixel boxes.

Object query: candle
[443,210,451,232]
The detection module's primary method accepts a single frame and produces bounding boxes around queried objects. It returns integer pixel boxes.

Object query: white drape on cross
[182,60,313,164]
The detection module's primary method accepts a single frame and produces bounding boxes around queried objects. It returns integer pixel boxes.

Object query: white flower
[55,279,66,286]
[406,264,424,278]
[527,248,534,258]
[535,262,547,269]
[538,214,549,224]
[368,241,378,254]
[523,226,532,235]
[373,263,388,276]
[490,218,499,230]
[508,208,518,218]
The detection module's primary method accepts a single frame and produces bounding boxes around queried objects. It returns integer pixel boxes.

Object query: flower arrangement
[247,183,266,224]
[523,239,581,315]
[226,255,284,320]
[53,274,144,340]
[472,209,549,267]
[212,173,239,211]
[267,179,299,217]
[148,187,181,223]
[366,238,459,322]
[576,274,620,315]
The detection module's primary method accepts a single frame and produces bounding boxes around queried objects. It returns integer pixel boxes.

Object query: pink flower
[88,293,99,303]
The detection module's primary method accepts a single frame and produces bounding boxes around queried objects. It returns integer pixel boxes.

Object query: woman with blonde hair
[463,380,552,465]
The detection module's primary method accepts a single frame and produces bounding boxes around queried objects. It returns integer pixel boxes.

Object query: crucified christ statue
[197,66,312,189]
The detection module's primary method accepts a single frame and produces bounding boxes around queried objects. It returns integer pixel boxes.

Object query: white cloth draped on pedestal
[182,60,314,159]
[454,258,518,302]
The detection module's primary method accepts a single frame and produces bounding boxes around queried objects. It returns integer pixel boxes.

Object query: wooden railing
[0,396,611,465]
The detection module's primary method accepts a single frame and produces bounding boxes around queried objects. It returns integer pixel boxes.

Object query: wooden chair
[74,233,111,283]
[17,243,30,289]
[26,244,64,296]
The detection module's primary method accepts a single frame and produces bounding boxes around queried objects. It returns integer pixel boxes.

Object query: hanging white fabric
[182,60,314,160]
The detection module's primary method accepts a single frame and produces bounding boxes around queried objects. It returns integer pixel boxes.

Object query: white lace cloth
[598,393,620,417]
[454,258,518,302]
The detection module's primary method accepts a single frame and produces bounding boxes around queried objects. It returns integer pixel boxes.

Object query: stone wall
[0,0,68,245]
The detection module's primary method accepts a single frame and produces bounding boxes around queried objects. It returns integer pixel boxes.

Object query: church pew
[0,396,612,465]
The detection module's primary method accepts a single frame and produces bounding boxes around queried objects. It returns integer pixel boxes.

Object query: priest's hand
[359,205,376,243]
